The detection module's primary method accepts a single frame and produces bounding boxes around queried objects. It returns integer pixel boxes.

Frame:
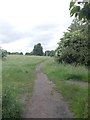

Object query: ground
[24,62,74,118]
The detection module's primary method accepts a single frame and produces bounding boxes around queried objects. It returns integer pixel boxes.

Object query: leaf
[76,6,80,12]
[70,1,75,10]
[70,6,80,17]
[75,13,78,17]
[79,10,84,20]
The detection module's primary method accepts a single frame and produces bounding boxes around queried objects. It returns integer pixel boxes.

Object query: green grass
[43,59,88,118]
[55,81,88,118]
[2,55,48,118]
[44,59,88,82]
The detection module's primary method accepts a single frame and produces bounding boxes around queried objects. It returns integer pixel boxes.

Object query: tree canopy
[33,43,43,56]
[44,50,55,57]
[55,18,88,66]
[55,0,89,66]
[70,0,90,22]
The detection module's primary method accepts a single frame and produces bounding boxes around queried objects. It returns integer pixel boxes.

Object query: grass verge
[43,59,88,118]
[44,59,88,82]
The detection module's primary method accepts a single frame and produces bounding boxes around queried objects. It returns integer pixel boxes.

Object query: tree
[44,50,55,57]
[55,19,88,65]
[33,43,43,56]
[45,51,50,56]
[49,50,55,57]
[20,52,23,55]
[25,52,30,55]
[70,0,90,22]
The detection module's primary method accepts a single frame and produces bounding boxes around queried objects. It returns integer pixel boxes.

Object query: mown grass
[2,55,48,118]
[43,59,88,118]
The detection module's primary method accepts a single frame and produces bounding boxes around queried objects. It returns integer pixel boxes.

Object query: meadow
[2,55,48,118]
[43,59,88,118]
[2,55,88,118]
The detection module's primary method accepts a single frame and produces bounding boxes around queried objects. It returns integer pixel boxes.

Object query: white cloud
[0,0,73,53]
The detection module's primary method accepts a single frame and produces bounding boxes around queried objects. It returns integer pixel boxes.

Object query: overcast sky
[0,0,73,53]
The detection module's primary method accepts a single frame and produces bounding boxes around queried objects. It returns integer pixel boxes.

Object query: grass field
[2,55,48,118]
[2,55,88,118]
[43,59,88,118]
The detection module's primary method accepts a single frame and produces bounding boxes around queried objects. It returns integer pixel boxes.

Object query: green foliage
[44,60,88,82]
[9,52,23,55]
[70,0,90,22]
[19,52,23,55]
[33,43,43,56]
[44,50,55,57]
[43,59,88,118]
[70,1,75,9]
[56,82,88,118]
[55,19,89,66]
[25,52,31,55]
[2,87,22,118]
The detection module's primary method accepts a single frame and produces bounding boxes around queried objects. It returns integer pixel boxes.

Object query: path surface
[24,63,74,118]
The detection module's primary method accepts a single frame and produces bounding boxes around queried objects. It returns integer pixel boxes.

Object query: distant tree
[10,52,20,55]
[49,50,55,57]
[29,51,34,55]
[45,50,55,57]
[33,43,43,56]
[45,51,50,56]
[20,52,23,55]
[7,52,11,55]
[25,52,30,55]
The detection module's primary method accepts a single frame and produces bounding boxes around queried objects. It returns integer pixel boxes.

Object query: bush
[55,19,89,66]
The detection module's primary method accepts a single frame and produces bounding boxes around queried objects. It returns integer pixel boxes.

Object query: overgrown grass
[44,59,88,82]
[43,59,88,118]
[55,81,88,118]
[2,55,48,118]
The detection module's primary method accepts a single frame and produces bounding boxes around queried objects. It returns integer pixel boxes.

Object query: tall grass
[55,81,88,118]
[43,59,88,118]
[44,59,88,82]
[2,55,48,118]
[2,86,22,118]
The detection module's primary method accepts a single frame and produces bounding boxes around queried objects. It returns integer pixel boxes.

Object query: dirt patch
[23,63,74,118]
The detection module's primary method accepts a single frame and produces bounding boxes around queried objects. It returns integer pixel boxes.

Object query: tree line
[0,43,55,58]
[25,43,55,57]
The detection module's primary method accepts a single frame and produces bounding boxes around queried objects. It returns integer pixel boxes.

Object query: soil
[24,62,74,118]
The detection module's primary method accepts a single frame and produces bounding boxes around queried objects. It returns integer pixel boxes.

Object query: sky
[0,0,73,54]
